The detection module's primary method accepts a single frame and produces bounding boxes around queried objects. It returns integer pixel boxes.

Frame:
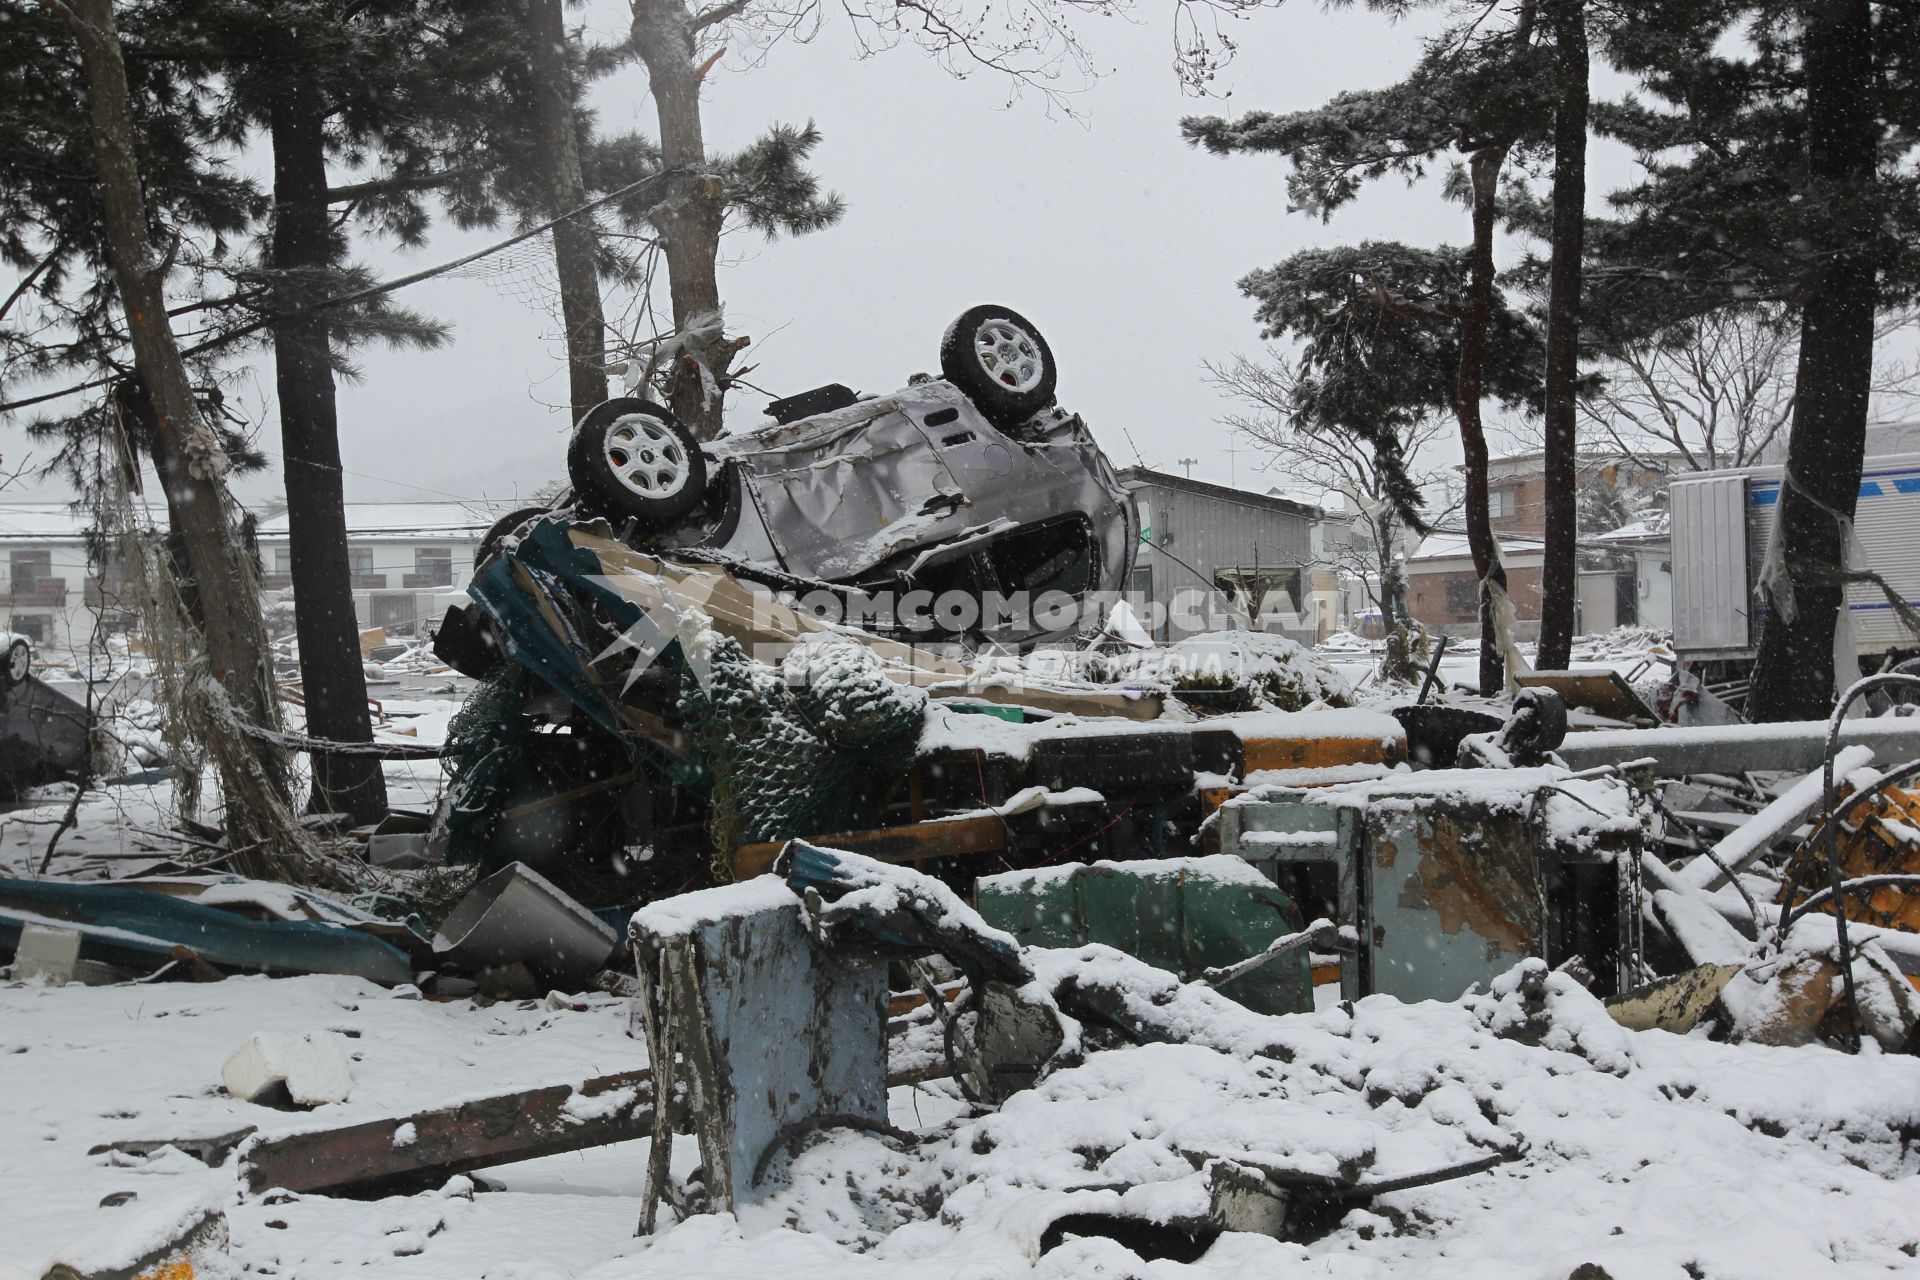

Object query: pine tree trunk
[1376,513,1402,623]
[1747,0,1877,721]
[58,0,286,795]
[631,0,732,439]
[267,56,388,823]
[1536,0,1589,671]
[1459,145,1510,695]
[528,0,609,424]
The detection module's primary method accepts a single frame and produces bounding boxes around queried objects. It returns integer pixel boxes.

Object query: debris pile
[7,335,1920,1277]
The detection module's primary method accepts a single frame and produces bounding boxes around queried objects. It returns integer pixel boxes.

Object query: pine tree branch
[0,242,65,327]
[690,0,752,32]
[326,168,473,204]
[1353,269,1461,327]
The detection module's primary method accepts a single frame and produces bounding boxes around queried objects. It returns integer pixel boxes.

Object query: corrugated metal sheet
[1670,473,1751,654]
[1674,452,1920,658]
[1126,480,1314,641]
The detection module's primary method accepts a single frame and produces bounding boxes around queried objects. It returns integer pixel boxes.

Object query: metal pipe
[1554,717,1920,776]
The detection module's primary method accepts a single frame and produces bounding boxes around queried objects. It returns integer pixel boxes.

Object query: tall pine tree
[1184,8,1554,692]
[1598,0,1920,718]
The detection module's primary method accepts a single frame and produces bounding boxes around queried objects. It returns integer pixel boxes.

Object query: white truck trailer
[1669,453,1920,682]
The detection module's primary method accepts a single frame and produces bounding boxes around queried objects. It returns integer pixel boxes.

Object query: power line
[0,166,691,416]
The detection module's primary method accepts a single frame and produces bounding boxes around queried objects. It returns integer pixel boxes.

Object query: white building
[254,502,506,637]
[0,502,111,653]
[0,499,511,655]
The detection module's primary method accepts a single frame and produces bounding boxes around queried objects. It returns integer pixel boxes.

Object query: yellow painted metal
[1241,732,1403,773]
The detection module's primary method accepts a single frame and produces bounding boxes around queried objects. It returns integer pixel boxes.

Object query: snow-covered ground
[3,963,1917,1278]
[13,626,1919,1279]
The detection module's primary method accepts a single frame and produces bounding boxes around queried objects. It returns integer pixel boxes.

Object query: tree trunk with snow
[1460,146,1510,695]
[1536,0,1588,671]
[528,0,610,424]
[266,49,388,824]
[56,0,289,807]
[630,0,734,440]
[1747,0,1878,721]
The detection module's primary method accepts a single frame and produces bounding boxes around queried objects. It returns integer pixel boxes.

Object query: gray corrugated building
[1116,468,1318,643]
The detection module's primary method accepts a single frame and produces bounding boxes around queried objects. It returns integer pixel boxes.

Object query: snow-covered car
[484,304,1136,650]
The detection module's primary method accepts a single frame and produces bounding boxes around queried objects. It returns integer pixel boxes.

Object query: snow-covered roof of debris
[1409,531,1547,562]
[1591,513,1671,544]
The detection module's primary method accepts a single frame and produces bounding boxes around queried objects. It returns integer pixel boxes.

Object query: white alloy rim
[604,416,690,500]
[974,320,1045,393]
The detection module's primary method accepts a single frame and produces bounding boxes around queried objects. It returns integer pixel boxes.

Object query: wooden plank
[1241,734,1401,774]
[239,1056,948,1198]
[732,816,1008,880]
[1516,669,1657,725]
[242,1067,654,1196]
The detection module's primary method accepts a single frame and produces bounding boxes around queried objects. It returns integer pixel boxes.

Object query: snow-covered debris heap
[626,956,1920,1276]
[678,629,928,854]
[1217,765,1644,1005]
[1097,630,1355,712]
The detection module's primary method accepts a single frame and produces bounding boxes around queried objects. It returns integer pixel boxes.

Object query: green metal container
[975,855,1312,1016]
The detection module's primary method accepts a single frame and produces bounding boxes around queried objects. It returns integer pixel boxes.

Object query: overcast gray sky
[298,0,1518,509]
[8,0,1627,509]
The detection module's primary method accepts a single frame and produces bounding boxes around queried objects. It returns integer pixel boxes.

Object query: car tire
[3,638,29,689]
[478,505,553,564]
[939,305,1058,429]
[566,399,708,527]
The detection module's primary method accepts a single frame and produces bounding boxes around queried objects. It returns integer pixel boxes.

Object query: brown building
[1405,532,1547,638]
[1482,451,1671,538]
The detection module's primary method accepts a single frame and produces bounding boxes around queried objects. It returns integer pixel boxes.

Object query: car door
[737,389,972,580]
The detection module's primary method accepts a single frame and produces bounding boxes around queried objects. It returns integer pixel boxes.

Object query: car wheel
[3,638,29,689]
[478,505,553,564]
[939,305,1057,428]
[566,399,708,527]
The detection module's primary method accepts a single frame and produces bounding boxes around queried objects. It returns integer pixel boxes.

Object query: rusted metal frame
[241,1067,656,1196]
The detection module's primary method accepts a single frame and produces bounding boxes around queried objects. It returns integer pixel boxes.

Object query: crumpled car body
[652,380,1136,649]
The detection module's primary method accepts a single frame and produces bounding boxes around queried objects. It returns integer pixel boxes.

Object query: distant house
[1589,517,1672,632]
[254,502,505,637]
[1406,450,1679,639]
[1117,469,1319,642]
[1405,531,1547,639]
[0,502,117,653]
[1479,450,1672,538]
[0,499,509,655]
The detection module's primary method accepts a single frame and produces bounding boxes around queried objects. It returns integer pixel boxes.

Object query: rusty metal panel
[1364,805,1544,1004]
[1221,776,1643,1003]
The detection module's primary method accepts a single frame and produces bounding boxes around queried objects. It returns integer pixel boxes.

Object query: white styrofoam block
[221,1031,354,1106]
[13,924,82,984]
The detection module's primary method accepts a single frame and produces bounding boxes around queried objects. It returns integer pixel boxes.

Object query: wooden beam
[242,1068,653,1196]
[239,1056,948,1197]
[732,815,1008,880]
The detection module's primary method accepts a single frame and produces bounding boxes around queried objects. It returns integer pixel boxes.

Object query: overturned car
[445,304,1135,659]
[429,306,1146,897]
